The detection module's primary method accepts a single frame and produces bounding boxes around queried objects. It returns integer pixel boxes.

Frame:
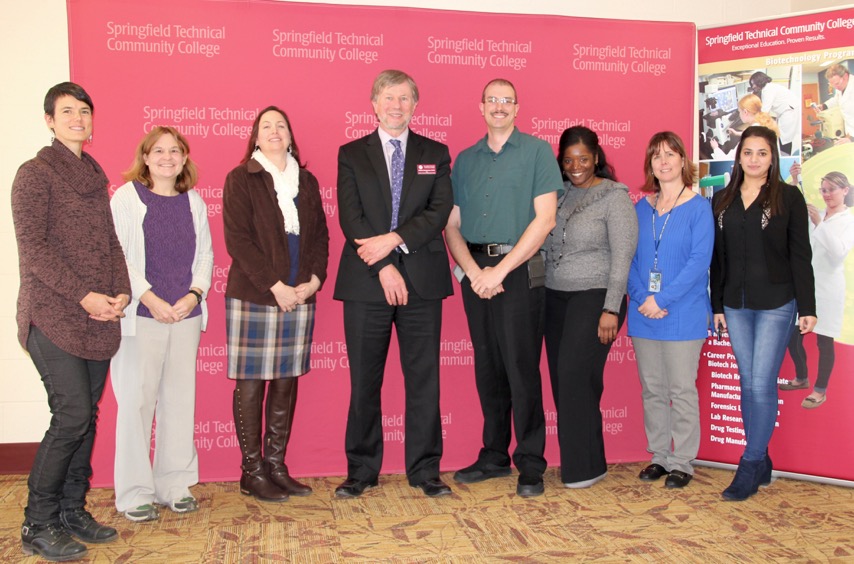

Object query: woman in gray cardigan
[544,126,638,488]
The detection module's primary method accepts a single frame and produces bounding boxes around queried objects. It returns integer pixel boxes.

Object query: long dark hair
[557,126,616,181]
[713,125,783,217]
[240,105,303,167]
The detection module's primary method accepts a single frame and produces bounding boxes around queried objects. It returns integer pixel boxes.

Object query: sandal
[801,395,826,409]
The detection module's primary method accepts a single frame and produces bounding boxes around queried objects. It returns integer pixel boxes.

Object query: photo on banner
[698,7,854,485]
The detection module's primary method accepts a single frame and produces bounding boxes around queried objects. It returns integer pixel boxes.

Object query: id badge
[648,269,662,293]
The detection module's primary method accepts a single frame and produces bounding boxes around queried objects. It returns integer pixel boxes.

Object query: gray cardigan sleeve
[603,185,638,312]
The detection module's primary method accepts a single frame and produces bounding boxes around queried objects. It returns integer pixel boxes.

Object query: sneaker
[167,497,198,513]
[564,472,607,489]
[123,504,160,522]
[21,521,88,561]
[60,508,118,543]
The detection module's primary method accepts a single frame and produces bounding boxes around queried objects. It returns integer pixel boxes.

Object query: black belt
[467,242,514,257]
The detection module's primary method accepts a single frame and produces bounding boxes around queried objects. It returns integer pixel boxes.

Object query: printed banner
[67,0,696,485]
[697,8,854,483]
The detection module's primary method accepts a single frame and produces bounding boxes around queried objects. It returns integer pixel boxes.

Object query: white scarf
[252,149,300,235]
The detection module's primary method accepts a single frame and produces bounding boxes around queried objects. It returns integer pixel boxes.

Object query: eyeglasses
[819,186,840,195]
[483,96,517,105]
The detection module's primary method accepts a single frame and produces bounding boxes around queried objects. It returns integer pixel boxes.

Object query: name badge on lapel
[417,164,436,175]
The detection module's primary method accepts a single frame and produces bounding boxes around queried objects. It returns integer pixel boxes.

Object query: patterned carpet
[1,464,853,563]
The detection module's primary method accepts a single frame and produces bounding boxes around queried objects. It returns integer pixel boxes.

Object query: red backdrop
[67,0,697,485]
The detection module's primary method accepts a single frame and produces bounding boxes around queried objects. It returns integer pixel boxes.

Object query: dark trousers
[788,331,836,392]
[544,288,625,483]
[461,255,547,478]
[342,295,443,486]
[25,326,110,525]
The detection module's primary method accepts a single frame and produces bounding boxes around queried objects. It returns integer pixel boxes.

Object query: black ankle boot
[22,522,88,561]
[60,508,118,543]
[722,457,763,501]
[758,452,773,487]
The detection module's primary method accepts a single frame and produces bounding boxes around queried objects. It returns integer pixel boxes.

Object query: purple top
[134,181,200,319]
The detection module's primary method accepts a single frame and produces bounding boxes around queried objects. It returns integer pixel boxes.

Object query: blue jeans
[25,326,110,525]
[724,300,796,462]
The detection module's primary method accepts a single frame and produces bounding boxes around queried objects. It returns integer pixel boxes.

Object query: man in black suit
[333,70,454,498]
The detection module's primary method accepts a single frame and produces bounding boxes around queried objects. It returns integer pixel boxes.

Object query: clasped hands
[137,290,200,324]
[81,291,130,322]
[638,295,668,319]
[271,277,321,313]
[467,265,505,300]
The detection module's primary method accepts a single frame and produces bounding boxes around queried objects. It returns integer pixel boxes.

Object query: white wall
[0,0,845,443]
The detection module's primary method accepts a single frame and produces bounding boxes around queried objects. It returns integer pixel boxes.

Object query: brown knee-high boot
[233,381,289,502]
[265,378,312,496]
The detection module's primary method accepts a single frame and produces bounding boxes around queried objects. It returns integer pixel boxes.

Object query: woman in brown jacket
[12,82,131,561]
[223,106,329,502]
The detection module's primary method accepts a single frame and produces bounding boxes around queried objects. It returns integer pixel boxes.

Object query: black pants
[25,326,110,525]
[544,288,626,483]
[342,294,444,485]
[461,254,547,479]
[787,331,835,392]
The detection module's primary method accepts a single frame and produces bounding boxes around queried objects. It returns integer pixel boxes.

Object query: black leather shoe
[453,462,512,484]
[516,475,544,498]
[335,478,378,498]
[413,478,452,497]
[21,522,88,561]
[60,509,118,544]
[638,464,669,482]
[664,470,693,489]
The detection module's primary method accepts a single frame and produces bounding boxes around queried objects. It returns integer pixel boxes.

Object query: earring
[50,134,55,143]
[87,134,93,144]
[287,145,293,154]
[254,145,260,151]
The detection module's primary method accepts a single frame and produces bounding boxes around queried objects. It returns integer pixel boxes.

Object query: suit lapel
[365,131,393,221]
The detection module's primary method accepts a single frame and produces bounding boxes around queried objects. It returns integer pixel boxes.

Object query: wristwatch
[188,289,203,305]
[602,308,619,316]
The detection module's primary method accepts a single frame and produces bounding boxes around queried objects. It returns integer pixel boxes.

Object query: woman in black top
[711,126,816,501]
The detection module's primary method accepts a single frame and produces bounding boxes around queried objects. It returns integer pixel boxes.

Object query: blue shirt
[627,194,714,340]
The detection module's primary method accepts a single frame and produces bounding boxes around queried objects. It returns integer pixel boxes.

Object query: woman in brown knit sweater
[12,82,131,562]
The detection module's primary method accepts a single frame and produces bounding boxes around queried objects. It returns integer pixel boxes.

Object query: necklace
[654,185,687,215]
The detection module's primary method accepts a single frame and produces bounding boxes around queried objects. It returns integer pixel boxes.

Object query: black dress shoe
[638,463,669,482]
[453,462,512,484]
[516,475,544,498]
[335,478,378,498]
[21,522,88,561]
[664,470,693,489]
[413,478,452,497]
[60,509,118,544]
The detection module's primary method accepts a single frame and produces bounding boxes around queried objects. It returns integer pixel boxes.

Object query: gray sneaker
[167,497,198,513]
[123,504,160,522]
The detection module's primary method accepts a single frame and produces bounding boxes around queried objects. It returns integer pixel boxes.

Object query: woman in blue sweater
[628,132,714,489]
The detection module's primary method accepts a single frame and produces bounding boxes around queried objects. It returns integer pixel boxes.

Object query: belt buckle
[487,244,500,257]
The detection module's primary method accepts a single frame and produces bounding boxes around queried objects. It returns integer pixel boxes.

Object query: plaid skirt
[225,297,315,380]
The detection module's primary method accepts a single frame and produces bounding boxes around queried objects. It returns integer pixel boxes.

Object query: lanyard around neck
[651,186,687,269]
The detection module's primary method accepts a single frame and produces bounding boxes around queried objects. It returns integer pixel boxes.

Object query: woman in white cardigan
[110,126,213,522]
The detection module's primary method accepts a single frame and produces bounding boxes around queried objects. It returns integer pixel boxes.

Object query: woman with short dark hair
[12,82,131,561]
